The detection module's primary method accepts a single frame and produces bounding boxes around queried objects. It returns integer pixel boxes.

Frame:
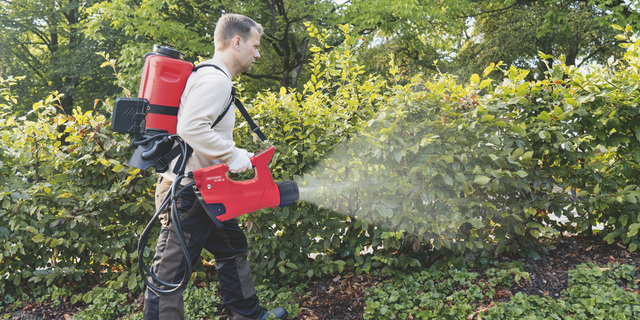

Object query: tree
[0,0,122,113]
[340,0,640,81]
[344,0,472,76]
[87,0,343,94]
[455,0,640,79]
[240,0,342,88]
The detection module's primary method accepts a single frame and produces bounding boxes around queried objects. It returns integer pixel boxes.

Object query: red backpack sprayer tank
[111,45,298,295]
[111,46,193,171]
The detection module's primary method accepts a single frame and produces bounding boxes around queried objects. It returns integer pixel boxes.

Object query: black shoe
[261,307,288,319]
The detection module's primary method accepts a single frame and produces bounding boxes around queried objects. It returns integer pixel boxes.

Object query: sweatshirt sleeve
[176,72,239,164]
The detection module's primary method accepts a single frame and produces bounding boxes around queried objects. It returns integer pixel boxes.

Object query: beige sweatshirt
[161,58,240,183]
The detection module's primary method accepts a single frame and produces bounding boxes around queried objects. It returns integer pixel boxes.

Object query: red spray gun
[190,147,299,226]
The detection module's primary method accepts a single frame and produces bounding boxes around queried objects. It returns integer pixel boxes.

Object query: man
[143,13,288,320]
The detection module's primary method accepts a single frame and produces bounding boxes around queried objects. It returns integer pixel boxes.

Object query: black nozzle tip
[277,181,299,207]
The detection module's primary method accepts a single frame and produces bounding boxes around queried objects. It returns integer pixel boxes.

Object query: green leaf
[527,222,543,229]
[128,277,137,291]
[440,155,454,163]
[512,148,524,158]
[515,170,528,178]
[536,111,551,122]
[474,175,491,185]
[481,114,495,122]
[32,234,45,243]
[483,63,496,77]
[470,74,480,84]
[479,79,492,89]
[614,34,628,41]
[627,195,637,204]
[468,218,483,229]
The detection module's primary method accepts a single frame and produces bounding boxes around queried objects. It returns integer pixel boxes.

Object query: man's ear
[233,36,242,51]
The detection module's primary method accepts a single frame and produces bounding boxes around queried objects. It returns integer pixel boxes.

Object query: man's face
[236,28,261,73]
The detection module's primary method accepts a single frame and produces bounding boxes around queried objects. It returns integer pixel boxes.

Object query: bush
[253,25,640,278]
[234,24,389,280]
[0,92,155,300]
[3,24,640,309]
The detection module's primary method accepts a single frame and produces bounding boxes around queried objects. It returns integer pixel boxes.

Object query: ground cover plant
[364,251,640,319]
[1,236,638,319]
[1,25,640,319]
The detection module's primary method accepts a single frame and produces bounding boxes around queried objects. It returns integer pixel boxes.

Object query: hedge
[1,25,639,300]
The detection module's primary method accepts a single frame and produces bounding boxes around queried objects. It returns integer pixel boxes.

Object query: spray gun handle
[192,147,275,187]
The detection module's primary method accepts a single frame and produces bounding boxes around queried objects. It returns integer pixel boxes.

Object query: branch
[262,31,279,43]
[273,0,288,22]
[30,28,53,50]
[576,42,617,69]
[263,34,284,56]
[14,43,47,80]
[268,0,280,31]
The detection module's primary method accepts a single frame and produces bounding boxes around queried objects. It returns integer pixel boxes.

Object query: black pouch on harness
[111,96,177,173]
[111,97,148,140]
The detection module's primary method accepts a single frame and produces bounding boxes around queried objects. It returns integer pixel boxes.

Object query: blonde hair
[214,14,264,49]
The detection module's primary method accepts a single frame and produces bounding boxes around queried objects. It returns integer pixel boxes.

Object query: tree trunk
[289,37,309,88]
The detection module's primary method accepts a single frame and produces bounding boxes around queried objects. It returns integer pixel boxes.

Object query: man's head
[214,14,263,75]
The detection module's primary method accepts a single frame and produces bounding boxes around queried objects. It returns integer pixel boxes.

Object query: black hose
[137,137,196,296]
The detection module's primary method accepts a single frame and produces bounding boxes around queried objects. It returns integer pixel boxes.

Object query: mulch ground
[507,235,640,299]
[4,235,640,320]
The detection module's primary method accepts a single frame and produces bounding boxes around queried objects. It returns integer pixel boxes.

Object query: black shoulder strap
[192,64,267,141]
[193,63,228,74]
[232,95,268,141]
[193,64,233,127]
